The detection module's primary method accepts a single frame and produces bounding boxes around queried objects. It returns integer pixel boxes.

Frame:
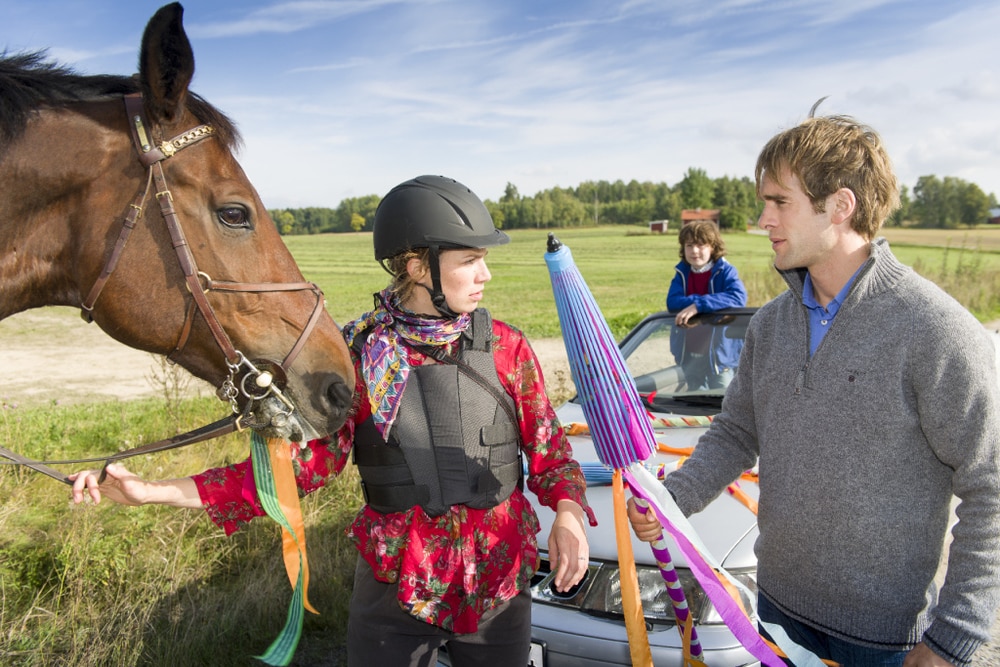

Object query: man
[629,115,1000,667]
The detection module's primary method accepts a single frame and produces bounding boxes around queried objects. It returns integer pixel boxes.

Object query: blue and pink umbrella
[544,234,790,667]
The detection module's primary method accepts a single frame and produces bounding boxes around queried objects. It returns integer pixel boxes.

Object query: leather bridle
[0,93,328,484]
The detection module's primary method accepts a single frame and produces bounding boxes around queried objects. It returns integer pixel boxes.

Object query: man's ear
[830,187,857,226]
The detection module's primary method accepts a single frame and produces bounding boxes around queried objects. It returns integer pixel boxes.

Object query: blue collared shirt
[802,267,863,356]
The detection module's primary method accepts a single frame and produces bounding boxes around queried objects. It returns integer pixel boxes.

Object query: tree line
[269,169,998,235]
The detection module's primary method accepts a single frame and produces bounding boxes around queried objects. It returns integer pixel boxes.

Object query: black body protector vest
[352,309,523,517]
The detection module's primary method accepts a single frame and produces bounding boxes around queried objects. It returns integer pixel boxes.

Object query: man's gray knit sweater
[665,239,1000,666]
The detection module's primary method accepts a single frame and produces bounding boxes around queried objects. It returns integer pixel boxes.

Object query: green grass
[288,225,1000,337]
[4,225,1000,664]
[288,227,783,339]
[0,396,358,666]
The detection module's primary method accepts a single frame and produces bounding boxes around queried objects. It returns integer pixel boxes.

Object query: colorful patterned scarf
[345,289,471,437]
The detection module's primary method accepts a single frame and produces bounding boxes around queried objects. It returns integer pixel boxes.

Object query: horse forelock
[0,50,241,152]
[185,93,242,153]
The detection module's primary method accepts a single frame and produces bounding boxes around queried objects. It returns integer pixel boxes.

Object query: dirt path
[0,307,569,408]
[4,308,996,408]
[0,307,215,407]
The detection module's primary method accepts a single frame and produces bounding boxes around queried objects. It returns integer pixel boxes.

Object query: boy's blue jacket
[667,258,747,373]
[667,257,747,312]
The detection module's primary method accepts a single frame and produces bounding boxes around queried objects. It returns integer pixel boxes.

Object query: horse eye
[217,206,250,229]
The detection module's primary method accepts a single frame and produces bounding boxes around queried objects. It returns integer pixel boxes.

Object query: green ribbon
[250,431,307,666]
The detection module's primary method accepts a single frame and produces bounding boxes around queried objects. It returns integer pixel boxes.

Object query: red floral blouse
[193,319,596,634]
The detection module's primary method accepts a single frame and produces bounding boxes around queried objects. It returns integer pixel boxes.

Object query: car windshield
[600,308,755,416]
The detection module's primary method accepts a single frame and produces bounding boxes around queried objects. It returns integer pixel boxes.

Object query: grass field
[287,224,1000,338]
[880,227,1000,253]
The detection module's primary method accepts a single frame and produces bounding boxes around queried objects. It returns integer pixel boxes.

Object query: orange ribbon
[613,469,653,667]
[267,437,317,614]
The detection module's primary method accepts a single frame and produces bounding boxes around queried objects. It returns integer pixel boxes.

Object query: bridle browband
[0,93,328,484]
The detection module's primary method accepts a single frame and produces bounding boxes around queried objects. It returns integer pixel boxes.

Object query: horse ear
[138,2,194,124]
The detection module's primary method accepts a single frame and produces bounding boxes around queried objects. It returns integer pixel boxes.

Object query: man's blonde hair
[755,115,900,240]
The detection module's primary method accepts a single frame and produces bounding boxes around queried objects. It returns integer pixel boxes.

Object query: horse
[0,3,354,449]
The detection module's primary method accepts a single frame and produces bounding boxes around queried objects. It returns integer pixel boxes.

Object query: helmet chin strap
[424,246,459,318]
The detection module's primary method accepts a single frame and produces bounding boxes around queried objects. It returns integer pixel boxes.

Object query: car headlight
[530,556,757,626]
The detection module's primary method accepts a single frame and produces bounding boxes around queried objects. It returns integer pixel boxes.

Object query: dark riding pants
[346,558,532,667]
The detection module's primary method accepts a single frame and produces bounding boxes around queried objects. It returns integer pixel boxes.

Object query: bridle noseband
[0,93,329,483]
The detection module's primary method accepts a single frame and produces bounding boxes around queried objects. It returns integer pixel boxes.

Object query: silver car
[528,308,761,667]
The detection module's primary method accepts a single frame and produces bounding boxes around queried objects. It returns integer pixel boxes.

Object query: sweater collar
[778,237,908,304]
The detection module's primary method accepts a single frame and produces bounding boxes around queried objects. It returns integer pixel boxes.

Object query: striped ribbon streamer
[632,496,704,664]
[250,431,316,666]
[650,415,714,429]
[624,462,826,667]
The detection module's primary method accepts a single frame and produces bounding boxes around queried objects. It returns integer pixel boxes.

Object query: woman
[71,175,594,667]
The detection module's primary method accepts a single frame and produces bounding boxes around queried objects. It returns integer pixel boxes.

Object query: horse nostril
[327,376,352,406]
[324,376,353,429]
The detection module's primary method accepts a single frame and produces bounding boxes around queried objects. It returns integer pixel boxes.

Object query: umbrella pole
[633,497,704,663]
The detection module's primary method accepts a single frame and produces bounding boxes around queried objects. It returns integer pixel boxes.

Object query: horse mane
[0,50,241,151]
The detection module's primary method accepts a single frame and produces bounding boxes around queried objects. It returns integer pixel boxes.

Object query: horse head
[0,3,354,442]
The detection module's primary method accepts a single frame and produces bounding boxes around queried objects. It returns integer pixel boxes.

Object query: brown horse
[0,3,353,444]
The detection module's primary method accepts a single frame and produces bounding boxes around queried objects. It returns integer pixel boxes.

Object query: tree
[484,200,506,229]
[575,181,601,226]
[887,185,911,227]
[650,182,676,222]
[958,181,991,226]
[270,209,297,235]
[502,182,520,202]
[525,193,555,228]
[499,182,523,229]
[267,173,997,236]
[677,168,714,210]
[912,175,989,228]
[714,175,759,230]
[550,187,589,226]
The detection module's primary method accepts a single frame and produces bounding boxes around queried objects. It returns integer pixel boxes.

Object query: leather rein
[0,93,326,485]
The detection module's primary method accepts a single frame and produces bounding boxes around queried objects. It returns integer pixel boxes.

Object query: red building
[680,208,721,227]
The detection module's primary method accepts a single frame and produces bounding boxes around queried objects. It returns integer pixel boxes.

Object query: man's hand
[902,642,955,667]
[626,497,663,542]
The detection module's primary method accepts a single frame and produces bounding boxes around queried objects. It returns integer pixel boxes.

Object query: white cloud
[9,0,996,205]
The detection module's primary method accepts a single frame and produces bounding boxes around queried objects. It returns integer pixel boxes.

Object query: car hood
[533,401,759,570]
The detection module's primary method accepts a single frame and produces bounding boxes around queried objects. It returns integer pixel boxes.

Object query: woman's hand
[68,463,203,509]
[548,499,590,592]
[69,463,148,506]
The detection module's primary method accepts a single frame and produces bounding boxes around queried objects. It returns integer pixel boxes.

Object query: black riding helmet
[373,175,509,317]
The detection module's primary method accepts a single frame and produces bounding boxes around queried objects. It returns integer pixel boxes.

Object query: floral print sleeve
[491,321,597,527]
[193,370,363,536]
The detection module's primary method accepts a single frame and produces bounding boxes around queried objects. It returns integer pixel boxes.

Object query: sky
[3,0,999,210]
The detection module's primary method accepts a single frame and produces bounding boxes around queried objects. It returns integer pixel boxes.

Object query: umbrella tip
[547,233,563,252]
